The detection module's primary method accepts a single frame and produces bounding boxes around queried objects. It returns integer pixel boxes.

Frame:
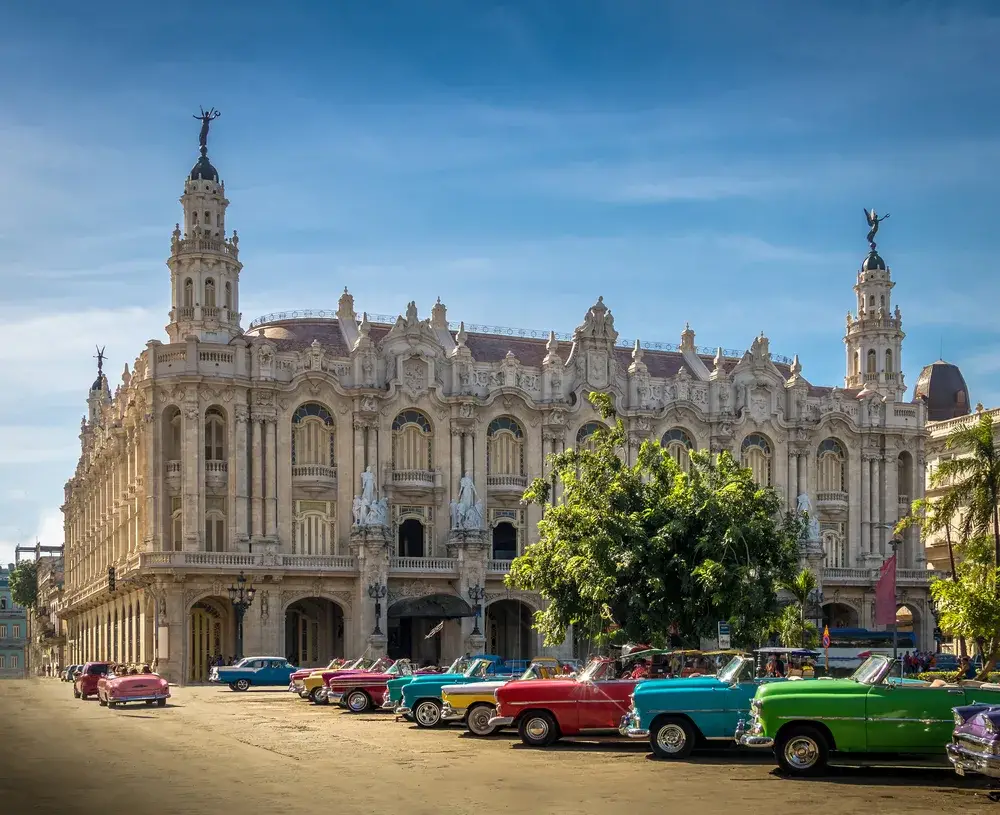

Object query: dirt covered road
[0,679,995,815]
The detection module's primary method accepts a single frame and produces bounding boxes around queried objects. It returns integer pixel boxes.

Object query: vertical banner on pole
[822,625,831,673]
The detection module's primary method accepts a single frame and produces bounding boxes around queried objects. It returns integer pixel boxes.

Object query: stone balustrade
[389,557,458,573]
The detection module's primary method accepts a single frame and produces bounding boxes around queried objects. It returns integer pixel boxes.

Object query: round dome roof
[914,360,971,421]
[862,250,886,271]
[90,372,108,393]
[189,155,219,182]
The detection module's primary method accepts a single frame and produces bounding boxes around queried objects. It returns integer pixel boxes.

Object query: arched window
[661,427,694,471]
[166,408,182,459]
[868,295,875,307]
[741,434,772,486]
[392,410,433,470]
[205,407,226,461]
[204,278,216,308]
[487,416,524,475]
[576,421,606,452]
[294,501,333,556]
[183,278,194,308]
[291,403,335,468]
[880,295,885,309]
[823,530,848,569]
[866,349,877,374]
[885,349,893,373]
[205,496,227,553]
[817,438,846,493]
[225,282,232,310]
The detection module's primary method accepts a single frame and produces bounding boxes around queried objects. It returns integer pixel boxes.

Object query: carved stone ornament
[403,358,427,393]
[360,395,378,413]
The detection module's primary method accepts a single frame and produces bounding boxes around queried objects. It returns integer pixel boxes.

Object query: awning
[388,594,474,619]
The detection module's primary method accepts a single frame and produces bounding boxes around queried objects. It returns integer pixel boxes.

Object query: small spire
[632,338,643,362]
[455,321,468,346]
[714,347,724,371]
[790,354,802,377]
[359,312,371,336]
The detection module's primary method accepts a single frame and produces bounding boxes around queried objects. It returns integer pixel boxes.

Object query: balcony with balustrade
[823,566,948,587]
[384,466,442,500]
[137,551,357,573]
[389,557,459,576]
[165,460,181,493]
[291,463,338,494]
[816,490,849,515]
[486,473,530,498]
[205,460,228,490]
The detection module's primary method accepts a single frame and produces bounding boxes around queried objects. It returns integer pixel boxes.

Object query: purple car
[948,703,1000,778]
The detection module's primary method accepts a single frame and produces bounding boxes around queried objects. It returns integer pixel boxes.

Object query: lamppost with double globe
[468,584,486,636]
[227,571,256,661]
[368,583,387,636]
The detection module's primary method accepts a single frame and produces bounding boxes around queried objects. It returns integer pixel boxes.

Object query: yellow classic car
[440,658,566,736]
[301,656,382,703]
[289,658,350,697]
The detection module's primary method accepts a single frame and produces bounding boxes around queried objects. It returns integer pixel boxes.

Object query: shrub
[917,670,1000,683]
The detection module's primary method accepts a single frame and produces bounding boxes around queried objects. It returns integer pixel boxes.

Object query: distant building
[30,555,66,674]
[0,565,28,678]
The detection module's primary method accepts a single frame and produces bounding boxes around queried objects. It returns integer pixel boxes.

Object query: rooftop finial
[864,207,890,252]
[94,345,106,375]
[194,107,221,157]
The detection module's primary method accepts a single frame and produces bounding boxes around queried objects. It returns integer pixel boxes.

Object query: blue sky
[0,0,997,564]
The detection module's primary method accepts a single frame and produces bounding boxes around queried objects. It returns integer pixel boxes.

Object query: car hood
[107,675,167,689]
[327,672,394,686]
[633,676,723,697]
[757,678,866,700]
[498,678,579,698]
[408,672,464,686]
[443,680,507,696]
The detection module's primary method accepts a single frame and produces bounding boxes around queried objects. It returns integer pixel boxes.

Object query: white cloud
[0,509,63,568]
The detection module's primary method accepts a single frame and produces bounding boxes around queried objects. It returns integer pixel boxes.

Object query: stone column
[352,418,366,500]
[352,529,391,656]
[265,418,278,540]
[250,418,264,541]
[142,413,158,551]
[182,401,201,551]
[233,403,250,550]
[788,451,799,506]
[797,451,808,498]
[872,457,883,557]
[860,453,871,561]
[885,449,900,561]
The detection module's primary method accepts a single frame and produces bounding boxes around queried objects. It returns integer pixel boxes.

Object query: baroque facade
[60,131,942,685]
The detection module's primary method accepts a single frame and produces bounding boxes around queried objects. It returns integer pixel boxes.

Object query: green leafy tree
[507,392,800,649]
[930,535,1000,677]
[9,560,38,610]
[775,568,819,648]
[931,412,1000,571]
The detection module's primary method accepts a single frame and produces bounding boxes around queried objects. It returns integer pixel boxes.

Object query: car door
[865,683,962,753]
[577,678,636,731]
[269,660,290,683]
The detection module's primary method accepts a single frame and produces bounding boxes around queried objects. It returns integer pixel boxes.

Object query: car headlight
[752,699,762,710]
[985,718,996,736]
[955,710,966,727]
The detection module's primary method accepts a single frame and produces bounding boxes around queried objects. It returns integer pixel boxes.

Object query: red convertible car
[97,668,170,709]
[490,654,654,746]
[322,658,420,713]
[73,662,110,700]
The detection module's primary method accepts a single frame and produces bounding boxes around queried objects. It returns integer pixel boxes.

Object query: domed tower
[165,107,243,344]
[914,360,972,421]
[844,209,905,400]
[87,345,111,424]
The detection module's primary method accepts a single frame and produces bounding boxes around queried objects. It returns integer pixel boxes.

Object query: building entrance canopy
[388,594,474,619]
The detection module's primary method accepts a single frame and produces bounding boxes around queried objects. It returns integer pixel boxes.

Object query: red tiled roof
[253,319,351,356]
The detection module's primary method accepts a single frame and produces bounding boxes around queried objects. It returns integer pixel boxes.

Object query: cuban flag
[424,621,445,639]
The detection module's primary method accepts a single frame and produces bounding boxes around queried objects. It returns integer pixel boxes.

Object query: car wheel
[518,711,560,747]
[775,725,829,776]
[107,701,116,709]
[346,690,371,713]
[413,699,443,728]
[650,716,696,760]
[234,679,251,692]
[228,682,238,691]
[80,692,88,700]
[99,696,107,707]
[466,704,498,737]
[156,698,167,708]
[309,687,329,705]
[73,689,80,699]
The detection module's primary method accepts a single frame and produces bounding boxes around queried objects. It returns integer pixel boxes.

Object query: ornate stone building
[59,131,943,684]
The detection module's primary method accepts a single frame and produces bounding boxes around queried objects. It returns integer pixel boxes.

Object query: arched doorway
[285,597,345,667]
[387,593,473,665]
[491,522,517,561]
[486,599,534,661]
[188,597,233,683]
[822,602,860,629]
[398,519,425,557]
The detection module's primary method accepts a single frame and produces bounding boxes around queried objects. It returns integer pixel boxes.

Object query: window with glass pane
[392,410,433,470]
[817,439,846,492]
[292,403,335,466]
[661,427,694,471]
[205,408,226,461]
[576,421,605,452]
[487,416,524,475]
[740,434,772,486]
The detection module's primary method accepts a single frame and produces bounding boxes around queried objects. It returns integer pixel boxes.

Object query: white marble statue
[352,496,365,526]
[464,500,485,530]
[458,471,478,514]
[796,492,812,516]
[368,498,389,527]
[361,465,376,506]
[450,499,462,530]
[808,515,821,542]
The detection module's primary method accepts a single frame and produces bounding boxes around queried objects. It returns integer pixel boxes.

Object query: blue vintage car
[620,653,790,758]
[209,656,299,691]
[399,655,517,727]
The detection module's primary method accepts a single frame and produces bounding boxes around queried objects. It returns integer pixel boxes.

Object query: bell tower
[165,107,243,343]
[844,208,905,400]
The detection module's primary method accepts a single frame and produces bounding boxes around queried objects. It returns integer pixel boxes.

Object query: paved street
[0,679,995,814]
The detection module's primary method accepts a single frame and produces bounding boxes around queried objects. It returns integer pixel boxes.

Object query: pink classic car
[97,668,170,709]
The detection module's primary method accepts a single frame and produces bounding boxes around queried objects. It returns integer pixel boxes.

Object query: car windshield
[448,657,473,674]
[577,658,612,683]
[717,656,750,684]
[389,660,412,677]
[235,658,253,667]
[851,655,889,685]
[519,663,553,681]
[369,657,393,673]
[465,659,496,679]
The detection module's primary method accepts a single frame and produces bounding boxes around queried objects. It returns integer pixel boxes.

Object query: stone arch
[575,420,607,451]
[486,415,526,477]
[186,595,234,683]
[392,408,434,471]
[283,595,347,667]
[740,432,773,486]
[485,598,534,661]
[822,601,860,629]
[387,592,472,665]
[291,401,336,468]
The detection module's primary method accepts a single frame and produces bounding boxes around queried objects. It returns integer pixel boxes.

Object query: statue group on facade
[450,472,485,531]
[796,492,821,543]
[352,466,389,528]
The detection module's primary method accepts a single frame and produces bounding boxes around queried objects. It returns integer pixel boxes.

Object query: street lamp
[368,583,387,636]
[468,584,486,636]
[227,571,256,661]
[888,537,903,678]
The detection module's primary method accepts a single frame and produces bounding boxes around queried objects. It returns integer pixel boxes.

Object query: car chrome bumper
[397,706,412,716]
[488,715,514,728]
[382,699,397,710]
[109,694,169,703]
[735,718,773,748]
[440,703,467,723]
[946,743,1000,779]
[618,712,647,738]
[326,691,343,703]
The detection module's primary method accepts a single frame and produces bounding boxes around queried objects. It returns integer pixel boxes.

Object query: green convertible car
[736,654,1000,776]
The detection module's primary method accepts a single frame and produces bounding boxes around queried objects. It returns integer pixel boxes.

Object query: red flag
[874,553,897,627]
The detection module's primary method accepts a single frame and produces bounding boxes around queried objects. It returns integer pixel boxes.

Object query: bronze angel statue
[864,208,890,249]
[194,107,221,152]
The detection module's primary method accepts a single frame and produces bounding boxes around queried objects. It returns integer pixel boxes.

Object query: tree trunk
[977,636,999,681]
[946,525,957,581]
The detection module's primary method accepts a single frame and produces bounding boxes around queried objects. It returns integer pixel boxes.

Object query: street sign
[822,625,831,649]
[717,621,731,650]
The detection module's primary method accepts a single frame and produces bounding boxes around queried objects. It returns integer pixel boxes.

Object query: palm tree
[778,568,819,648]
[932,411,1000,576]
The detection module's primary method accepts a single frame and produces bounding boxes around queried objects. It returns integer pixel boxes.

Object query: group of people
[901,651,944,675]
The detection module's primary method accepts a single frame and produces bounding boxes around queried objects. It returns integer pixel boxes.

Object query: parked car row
[261,646,1000,784]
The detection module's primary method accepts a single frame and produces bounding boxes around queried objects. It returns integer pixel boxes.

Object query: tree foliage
[8,560,38,610]
[775,569,819,649]
[930,412,1000,568]
[930,535,1000,678]
[506,392,800,650]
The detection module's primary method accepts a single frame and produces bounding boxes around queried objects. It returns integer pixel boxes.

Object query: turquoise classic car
[209,657,298,691]
[619,654,786,758]
[400,656,517,728]
[383,655,479,711]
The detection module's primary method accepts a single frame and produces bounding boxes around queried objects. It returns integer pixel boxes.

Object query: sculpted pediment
[380,301,444,359]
